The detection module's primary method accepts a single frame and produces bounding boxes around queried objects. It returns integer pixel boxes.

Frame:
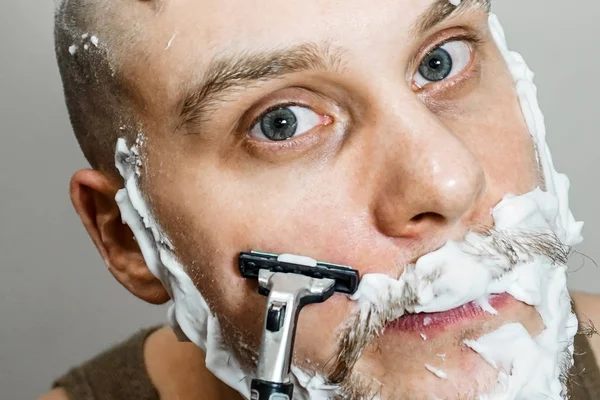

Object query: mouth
[386,293,513,335]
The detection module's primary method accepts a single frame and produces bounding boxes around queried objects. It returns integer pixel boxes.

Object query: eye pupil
[273,117,288,129]
[429,58,442,70]
[419,47,453,82]
[260,107,298,141]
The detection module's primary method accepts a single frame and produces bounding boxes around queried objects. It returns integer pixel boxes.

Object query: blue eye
[414,41,472,88]
[249,106,322,141]
[420,47,453,82]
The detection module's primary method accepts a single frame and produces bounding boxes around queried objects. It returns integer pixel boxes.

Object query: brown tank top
[54,327,600,399]
[54,327,161,400]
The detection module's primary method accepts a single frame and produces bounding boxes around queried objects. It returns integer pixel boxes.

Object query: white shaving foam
[115,139,253,399]
[165,32,178,50]
[113,12,583,400]
[425,364,448,379]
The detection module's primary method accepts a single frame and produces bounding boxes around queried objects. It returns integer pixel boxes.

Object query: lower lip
[386,293,513,333]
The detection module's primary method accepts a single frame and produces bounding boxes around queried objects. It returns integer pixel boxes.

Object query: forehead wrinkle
[412,0,491,37]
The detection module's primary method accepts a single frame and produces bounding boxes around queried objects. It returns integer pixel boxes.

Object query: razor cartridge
[239,251,360,295]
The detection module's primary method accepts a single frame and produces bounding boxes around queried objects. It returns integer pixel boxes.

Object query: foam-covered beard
[114,14,583,400]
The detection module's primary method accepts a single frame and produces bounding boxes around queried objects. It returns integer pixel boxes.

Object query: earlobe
[70,169,170,305]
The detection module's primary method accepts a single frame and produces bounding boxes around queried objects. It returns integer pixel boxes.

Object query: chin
[299,294,543,399]
[345,338,500,399]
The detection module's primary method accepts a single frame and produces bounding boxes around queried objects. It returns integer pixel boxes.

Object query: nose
[371,103,486,239]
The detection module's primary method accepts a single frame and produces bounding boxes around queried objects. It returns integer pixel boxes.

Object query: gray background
[1,1,598,399]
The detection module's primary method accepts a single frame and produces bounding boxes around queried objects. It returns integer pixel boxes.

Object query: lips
[386,293,513,334]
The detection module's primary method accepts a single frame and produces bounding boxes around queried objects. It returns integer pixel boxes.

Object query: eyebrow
[177,43,346,130]
[177,0,490,131]
[413,0,491,37]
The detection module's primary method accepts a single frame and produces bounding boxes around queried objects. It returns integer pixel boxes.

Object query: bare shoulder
[37,388,70,400]
[572,292,600,362]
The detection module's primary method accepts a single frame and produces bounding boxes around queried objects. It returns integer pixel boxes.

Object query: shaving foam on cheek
[351,14,583,400]
[487,15,583,245]
[114,138,253,399]
[114,137,334,400]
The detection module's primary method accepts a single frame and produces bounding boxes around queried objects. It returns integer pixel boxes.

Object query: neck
[144,326,243,400]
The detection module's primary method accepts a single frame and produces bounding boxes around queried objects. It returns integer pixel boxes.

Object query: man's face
[123,0,543,397]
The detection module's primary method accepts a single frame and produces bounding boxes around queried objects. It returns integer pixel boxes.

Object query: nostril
[411,213,426,222]
[410,212,444,224]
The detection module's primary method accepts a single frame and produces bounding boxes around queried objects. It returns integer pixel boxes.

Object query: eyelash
[420,31,484,61]
[412,31,483,83]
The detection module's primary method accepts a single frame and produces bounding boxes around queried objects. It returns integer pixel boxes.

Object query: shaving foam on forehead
[113,12,583,400]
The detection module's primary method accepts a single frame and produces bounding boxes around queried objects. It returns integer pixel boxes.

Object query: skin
[42,0,600,399]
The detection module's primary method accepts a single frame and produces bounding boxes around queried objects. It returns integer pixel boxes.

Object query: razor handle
[250,379,294,400]
[251,269,336,400]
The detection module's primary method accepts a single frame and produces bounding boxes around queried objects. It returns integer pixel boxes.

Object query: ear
[70,169,170,305]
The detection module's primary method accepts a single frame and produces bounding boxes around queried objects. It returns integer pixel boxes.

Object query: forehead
[133,0,436,63]
[159,0,432,40]
[124,0,438,89]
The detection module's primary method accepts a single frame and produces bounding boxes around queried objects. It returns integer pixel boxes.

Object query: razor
[239,251,360,400]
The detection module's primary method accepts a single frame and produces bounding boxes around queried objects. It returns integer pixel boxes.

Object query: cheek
[140,157,366,340]
[141,151,415,366]
[449,66,539,206]
[485,99,539,195]
[467,106,537,190]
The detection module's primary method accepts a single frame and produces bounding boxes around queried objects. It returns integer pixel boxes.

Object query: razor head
[239,251,360,295]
